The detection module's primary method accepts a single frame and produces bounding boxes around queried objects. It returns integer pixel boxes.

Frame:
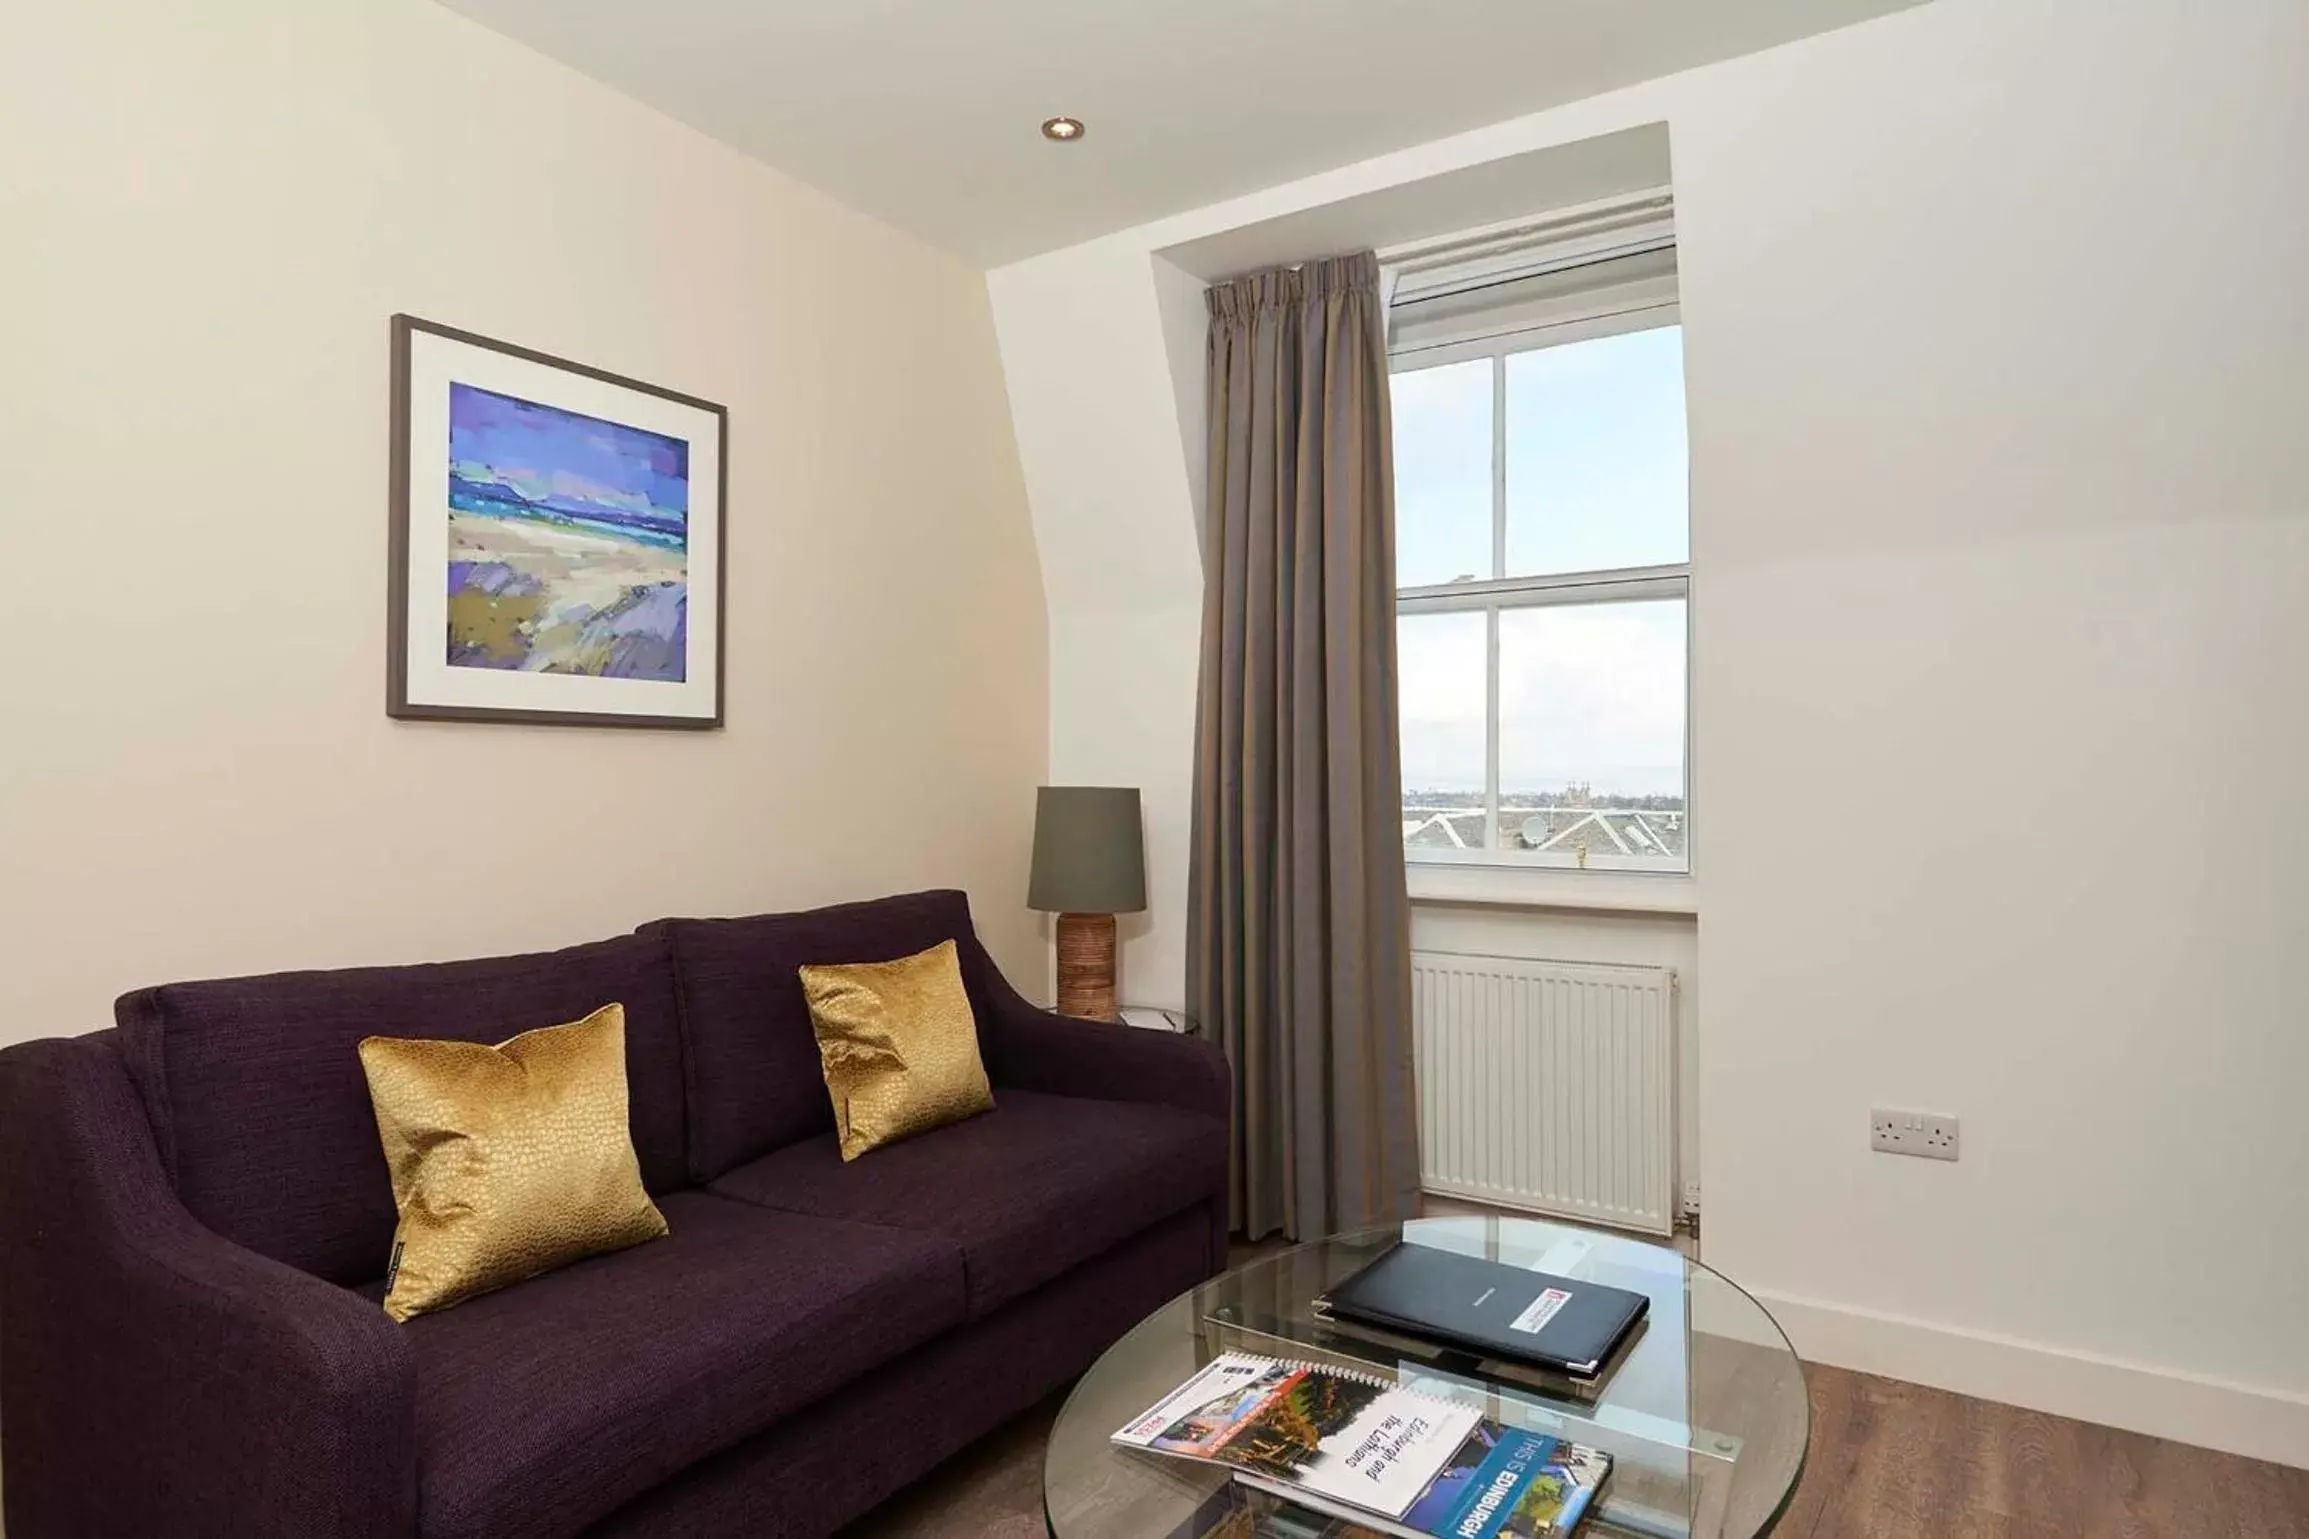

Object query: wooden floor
[1775,1363,2309,1539]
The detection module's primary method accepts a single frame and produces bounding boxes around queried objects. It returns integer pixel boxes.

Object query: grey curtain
[1187,251,1421,1243]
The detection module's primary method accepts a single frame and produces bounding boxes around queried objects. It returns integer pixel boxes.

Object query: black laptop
[1315,1242,1649,1378]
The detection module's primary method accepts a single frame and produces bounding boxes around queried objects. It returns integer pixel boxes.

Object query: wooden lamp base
[1055,912,1119,1021]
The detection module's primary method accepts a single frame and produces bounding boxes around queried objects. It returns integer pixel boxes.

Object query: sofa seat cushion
[708,1089,1226,1320]
[400,1190,965,1539]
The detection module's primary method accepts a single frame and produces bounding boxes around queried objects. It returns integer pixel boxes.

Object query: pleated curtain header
[1205,251,1381,320]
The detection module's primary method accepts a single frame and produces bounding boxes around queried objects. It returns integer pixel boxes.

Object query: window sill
[1404,862,1698,917]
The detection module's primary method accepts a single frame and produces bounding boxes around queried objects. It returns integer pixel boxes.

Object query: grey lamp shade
[1028,786,1147,915]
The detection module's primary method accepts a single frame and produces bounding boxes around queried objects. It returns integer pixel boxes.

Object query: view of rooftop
[1403,785,1686,863]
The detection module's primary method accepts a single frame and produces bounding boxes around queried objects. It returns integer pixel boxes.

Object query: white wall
[991,241,1206,1005]
[990,0,2309,1465]
[0,0,1050,1035]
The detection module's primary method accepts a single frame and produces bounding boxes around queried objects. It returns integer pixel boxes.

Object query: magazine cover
[1398,1424,1610,1537]
[1114,1353,1485,1519]
[1237,1423,1612,1539]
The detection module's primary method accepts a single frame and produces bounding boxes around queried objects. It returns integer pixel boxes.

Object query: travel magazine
[1112,1352,1611,1538]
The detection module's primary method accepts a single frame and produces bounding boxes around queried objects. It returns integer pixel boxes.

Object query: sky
[448,383,690,522]
[1393,324,1689,798]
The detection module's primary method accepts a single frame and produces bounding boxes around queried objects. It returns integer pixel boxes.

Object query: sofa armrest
[0,1033,416,1539]
[976,971,1231,1124]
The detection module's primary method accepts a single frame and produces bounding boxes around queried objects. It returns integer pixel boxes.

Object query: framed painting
[387,315,727,728]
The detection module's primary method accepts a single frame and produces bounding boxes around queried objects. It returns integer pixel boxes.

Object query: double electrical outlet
[1871,1108,1960,1161]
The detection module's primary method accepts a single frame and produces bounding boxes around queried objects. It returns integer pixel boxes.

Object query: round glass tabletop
[1045,1214,1808,1539]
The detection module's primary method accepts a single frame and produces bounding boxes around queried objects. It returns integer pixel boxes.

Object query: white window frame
[1391,274,1691,876]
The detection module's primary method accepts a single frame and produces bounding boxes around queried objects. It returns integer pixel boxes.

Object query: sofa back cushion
[113,933,687,1285]
[644,889,999,1182]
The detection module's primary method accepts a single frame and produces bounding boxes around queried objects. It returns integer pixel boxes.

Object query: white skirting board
[1753,1287,2309,1470]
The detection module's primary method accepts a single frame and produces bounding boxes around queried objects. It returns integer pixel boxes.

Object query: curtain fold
[1188,251,1421,1243]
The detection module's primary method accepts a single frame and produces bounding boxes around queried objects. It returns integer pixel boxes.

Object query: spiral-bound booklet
[1112,1352,1610,1537]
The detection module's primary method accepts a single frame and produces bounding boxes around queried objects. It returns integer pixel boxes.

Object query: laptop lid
[1317,1241,1650,1377]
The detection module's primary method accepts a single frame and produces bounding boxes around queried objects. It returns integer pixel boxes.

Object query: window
[1391,248,1690,872]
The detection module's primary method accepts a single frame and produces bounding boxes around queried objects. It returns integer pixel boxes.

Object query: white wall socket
[1871,1108,1959,1161]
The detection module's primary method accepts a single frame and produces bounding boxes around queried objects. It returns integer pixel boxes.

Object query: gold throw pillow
[358,1003,668,1322]
[800,939,995,1160]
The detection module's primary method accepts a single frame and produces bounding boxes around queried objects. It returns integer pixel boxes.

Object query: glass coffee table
[1045,1215,1807,1539]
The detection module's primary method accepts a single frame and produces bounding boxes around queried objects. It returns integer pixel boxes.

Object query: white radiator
[1411,952,1678,1237]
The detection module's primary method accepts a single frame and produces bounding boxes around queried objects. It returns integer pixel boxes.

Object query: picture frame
[387,314,728,728]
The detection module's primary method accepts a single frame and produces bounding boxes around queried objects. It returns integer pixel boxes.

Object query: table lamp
[1028,786,1147,1021]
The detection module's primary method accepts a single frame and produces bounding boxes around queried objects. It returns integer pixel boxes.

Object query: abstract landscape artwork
[389,316,726,727]
[447,385,688,682]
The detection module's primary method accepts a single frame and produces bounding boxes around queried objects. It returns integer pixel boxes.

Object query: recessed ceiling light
[1041,116,1085,143]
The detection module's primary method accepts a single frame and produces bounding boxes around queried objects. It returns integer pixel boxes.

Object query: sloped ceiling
[437,0,1927,263]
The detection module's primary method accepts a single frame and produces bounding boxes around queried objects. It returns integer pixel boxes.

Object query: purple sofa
[0,889,1232,1539]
